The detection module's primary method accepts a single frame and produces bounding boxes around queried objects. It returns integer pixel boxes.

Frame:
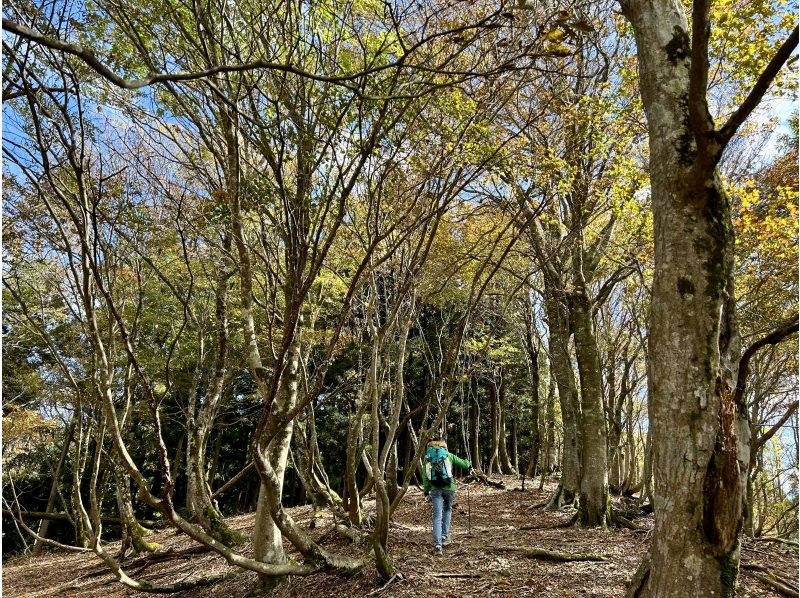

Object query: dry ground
[4,477,797,597]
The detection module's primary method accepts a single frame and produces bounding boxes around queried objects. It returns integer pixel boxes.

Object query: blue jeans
[430,489,454,547]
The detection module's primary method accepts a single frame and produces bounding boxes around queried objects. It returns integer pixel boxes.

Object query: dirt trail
[4,477,796,597]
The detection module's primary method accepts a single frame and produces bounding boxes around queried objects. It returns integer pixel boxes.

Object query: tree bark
[253,322,302,584]
[469,376,481,471]
[487,377,500,476]
[570,281,611,527]
[543,288,579,508]
[622,1,752,593]
[523,336,541,479]
[498,375,515,475]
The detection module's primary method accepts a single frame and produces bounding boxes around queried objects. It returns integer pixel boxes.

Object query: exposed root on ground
[492,545,607,562]
[741,563,799,598]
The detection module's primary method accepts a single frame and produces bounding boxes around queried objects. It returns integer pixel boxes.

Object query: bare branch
[735,313,799,409]
[717,27,798,149]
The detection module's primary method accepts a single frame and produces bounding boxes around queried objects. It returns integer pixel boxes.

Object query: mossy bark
[622,1,749,594]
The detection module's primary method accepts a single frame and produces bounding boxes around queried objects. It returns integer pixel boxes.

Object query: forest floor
[4,476,797,597]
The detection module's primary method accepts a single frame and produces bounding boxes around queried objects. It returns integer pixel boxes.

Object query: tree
[621,0,797,593]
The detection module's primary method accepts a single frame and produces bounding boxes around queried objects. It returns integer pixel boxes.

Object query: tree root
[366,572,405,596]
[465,472,505,489]
[334,523,371,545]
[741,564,799,598]
[613,513,644,531]
[492,545,606,562]
[543,485,576,511]
[749,536,799,548]
[625,554,651,598]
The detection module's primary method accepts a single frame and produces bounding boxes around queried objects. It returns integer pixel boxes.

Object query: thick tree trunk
[623,2,749,594]
[571,286,611,527]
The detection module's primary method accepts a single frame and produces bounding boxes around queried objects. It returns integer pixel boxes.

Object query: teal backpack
[425,446,453,488]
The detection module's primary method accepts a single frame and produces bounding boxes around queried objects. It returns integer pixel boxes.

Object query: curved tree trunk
[114,463,158,556]
[185,249,243,546]
[253,326,302,585]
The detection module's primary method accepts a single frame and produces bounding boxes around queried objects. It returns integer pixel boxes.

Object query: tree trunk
[344,399,366,526]
[623,2,749,594]
[293,406,346,518]
[498,376,515,475]
[186,253,242,546]
[524,342,541,479]
[487,378,500,476]
[543,289,579,508]
[253,327,301,584]
[539,376,556,490]
[571,286,611,527]
[469,377,481,472]
[510,407,519,473]
[114,462,158,555]
[33,417,76,555]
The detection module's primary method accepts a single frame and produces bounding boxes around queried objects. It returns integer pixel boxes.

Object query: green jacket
[422,450,471,493]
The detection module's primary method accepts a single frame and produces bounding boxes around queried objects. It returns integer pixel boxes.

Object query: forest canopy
[2,0,798,596]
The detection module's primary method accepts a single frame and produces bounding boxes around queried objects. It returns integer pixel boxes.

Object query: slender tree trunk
[539,376,556,490]
[510,407,519,473]
[114,462,158,555]
[498,377,515,475]
[254,325,302,582]
[293,407,346,519]
[33,418,76,555]
[186,253,242,546]
[543,289,580,508]
[469,377,481,471]
[344,399,366,527]
[624,392,639,493]
[524,343,541,479]
[487,378,500,476]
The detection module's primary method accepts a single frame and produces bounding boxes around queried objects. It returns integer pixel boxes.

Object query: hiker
[421,435,472,554]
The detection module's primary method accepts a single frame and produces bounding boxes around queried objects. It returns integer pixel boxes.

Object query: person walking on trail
[421,435,472,555]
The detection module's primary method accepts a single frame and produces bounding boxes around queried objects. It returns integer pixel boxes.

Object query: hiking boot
[433,545,443,555]
[442,536,452,546]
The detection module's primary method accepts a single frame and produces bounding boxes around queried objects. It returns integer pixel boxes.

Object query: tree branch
[2,10,509,95]
[689,0,713,152]
[752,400,799,454]
[717,26,799,148]
[735,313,799,407]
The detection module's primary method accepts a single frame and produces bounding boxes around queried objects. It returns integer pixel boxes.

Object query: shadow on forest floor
[4,477,797,597]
